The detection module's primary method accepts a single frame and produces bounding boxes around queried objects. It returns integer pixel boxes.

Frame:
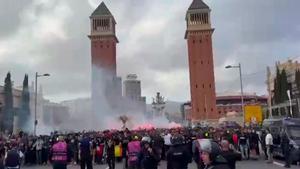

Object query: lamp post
[287,90,293,117]
[225,63,245,125]
[34,72,50,136]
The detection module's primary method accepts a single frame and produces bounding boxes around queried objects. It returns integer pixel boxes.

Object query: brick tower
[89,2,121,112]
[185,0,218,122]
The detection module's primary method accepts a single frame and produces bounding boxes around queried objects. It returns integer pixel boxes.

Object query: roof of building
[217,95,268,101]
[183,93,268,106]
[188,0,209,10]
[91,2,112,16]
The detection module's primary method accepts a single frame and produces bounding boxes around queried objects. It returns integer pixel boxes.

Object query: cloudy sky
[0,0,300,103]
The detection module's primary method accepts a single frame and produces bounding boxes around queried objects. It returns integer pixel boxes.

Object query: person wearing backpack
[127,136,141,169]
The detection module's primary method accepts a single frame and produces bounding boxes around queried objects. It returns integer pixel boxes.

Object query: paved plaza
[22,159,299,169]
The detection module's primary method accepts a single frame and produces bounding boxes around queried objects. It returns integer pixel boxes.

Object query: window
[201,61,203,64]
[204,13,209,24]
[190,14,196,22]
[199,39,202,43]
[204,108,206,112]
[93,19,97,30]
[101,19,109,27]
[196,85,198,88]
[211,108,214,112]
[95,19,110,30]
[190,14,195,22]
[193,40,195,44]
[209,84,212,88]
[203,84,205,88]
[104,19,109,27]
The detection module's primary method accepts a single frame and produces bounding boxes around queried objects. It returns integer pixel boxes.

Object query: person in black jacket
[260,130,268,160]
[238,132,249,160]
[122,132,130,169]
[199,139,230,169]
[0,143,5,169]
[106,138,115,169]
[281,130,291,168]
[139,137,160,169]
[249,129,260,157]
[220,140,241,169]
[4,143,21,169]
[166,135,191,169]
[79,135,93,169]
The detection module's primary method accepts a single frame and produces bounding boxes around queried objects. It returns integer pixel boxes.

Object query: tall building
[123,74,141,101]
[89,2,121,112]
[185,0,217,122]
[123,74,146,114]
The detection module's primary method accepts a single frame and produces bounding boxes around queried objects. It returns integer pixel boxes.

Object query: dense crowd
[0,126,291,169]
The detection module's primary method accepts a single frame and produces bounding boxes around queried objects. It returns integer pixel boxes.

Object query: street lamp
[287,90,293,117]
[34,72,50,136]
[225,63,245,125]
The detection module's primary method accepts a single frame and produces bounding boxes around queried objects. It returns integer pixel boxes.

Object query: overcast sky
[0,0,300,103]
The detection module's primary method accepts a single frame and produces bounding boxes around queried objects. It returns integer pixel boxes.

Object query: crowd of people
[0,126,293,169]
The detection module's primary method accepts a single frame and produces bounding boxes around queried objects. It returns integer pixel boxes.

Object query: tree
[295,69,300,93]
[20,74,30,131]
[273,78,278,104]
[273,66,281,104]
[273,67,290,104]
[280,69,289,102]
[180,103,185,123]
[2,72,14,133]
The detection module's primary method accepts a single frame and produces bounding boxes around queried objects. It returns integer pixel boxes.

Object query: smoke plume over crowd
[30,66,181,135]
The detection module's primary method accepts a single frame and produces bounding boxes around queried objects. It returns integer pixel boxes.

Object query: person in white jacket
[265,129,273,163]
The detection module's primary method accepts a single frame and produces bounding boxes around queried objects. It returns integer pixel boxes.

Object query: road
[22,159,299,169]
